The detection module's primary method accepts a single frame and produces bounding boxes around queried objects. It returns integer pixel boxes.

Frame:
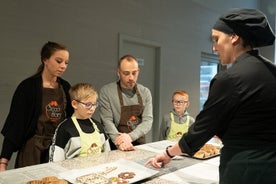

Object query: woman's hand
[0,164,7,172]
[145,143,183,168]
[144,152,171,168]
[0,158,8,172]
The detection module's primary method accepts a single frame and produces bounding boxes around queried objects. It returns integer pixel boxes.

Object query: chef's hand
[0,158,8,172]
[145,143,182,168]
[144,152,171,168]
[0,164,6,172]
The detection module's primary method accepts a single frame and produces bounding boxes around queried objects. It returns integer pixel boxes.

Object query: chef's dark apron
[115,82,145,147]
[219,145,276,184]
[15,86,66,168]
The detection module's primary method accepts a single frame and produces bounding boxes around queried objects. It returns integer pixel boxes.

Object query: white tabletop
[0,140,219,184]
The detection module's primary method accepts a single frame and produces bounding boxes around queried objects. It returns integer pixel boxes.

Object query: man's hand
[118,142,136,151]
[114,133,132,145]
[115,133,135,151]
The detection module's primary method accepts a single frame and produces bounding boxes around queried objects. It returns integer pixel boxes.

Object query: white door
[119,33,161,142]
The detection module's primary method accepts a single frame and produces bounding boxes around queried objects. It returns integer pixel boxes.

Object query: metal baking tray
[181,152,220,160]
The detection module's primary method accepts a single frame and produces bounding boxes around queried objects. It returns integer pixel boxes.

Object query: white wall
[1,0,274,169]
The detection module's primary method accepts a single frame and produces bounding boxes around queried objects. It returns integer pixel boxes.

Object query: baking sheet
[181,152,220,160]
[58,158,159,184]
[181,137,222,160]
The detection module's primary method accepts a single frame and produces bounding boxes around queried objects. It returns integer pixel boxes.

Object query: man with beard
[99,55,153,151]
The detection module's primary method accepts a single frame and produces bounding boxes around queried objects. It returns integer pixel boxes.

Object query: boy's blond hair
[69,83,98,101]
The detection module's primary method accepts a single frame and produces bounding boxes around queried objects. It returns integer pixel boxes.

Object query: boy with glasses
[49,83,110,162]
[159,90,195,140]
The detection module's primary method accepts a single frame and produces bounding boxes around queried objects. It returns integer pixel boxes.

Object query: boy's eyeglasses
[173,100,188,105]
[74,99,98,109]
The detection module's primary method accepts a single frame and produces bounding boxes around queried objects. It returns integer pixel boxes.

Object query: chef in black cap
[146,8,276,184]
[212,8,275,48]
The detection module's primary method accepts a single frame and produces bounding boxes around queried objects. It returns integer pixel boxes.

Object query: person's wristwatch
[165,145,174,158]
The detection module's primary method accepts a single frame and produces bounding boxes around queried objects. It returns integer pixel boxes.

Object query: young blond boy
[50,83,110,161]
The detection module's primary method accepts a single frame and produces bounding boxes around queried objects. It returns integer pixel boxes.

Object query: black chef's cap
[213,8,275,47]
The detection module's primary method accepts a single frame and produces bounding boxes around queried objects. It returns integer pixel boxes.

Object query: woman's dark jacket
[1,75,74,160]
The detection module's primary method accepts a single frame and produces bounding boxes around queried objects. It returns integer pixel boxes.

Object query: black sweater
[1,75,73,160]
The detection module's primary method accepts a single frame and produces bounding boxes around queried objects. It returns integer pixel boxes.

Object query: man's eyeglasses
[173,100,188,105]
[74,99,98,109]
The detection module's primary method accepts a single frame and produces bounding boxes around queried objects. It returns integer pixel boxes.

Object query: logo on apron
[127,116,139,131]
[87,143,101,156]
[45,100,63,122]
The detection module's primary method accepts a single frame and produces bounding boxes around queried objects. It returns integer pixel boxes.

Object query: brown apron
[15,86,66,168]
[117,83,145,145]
